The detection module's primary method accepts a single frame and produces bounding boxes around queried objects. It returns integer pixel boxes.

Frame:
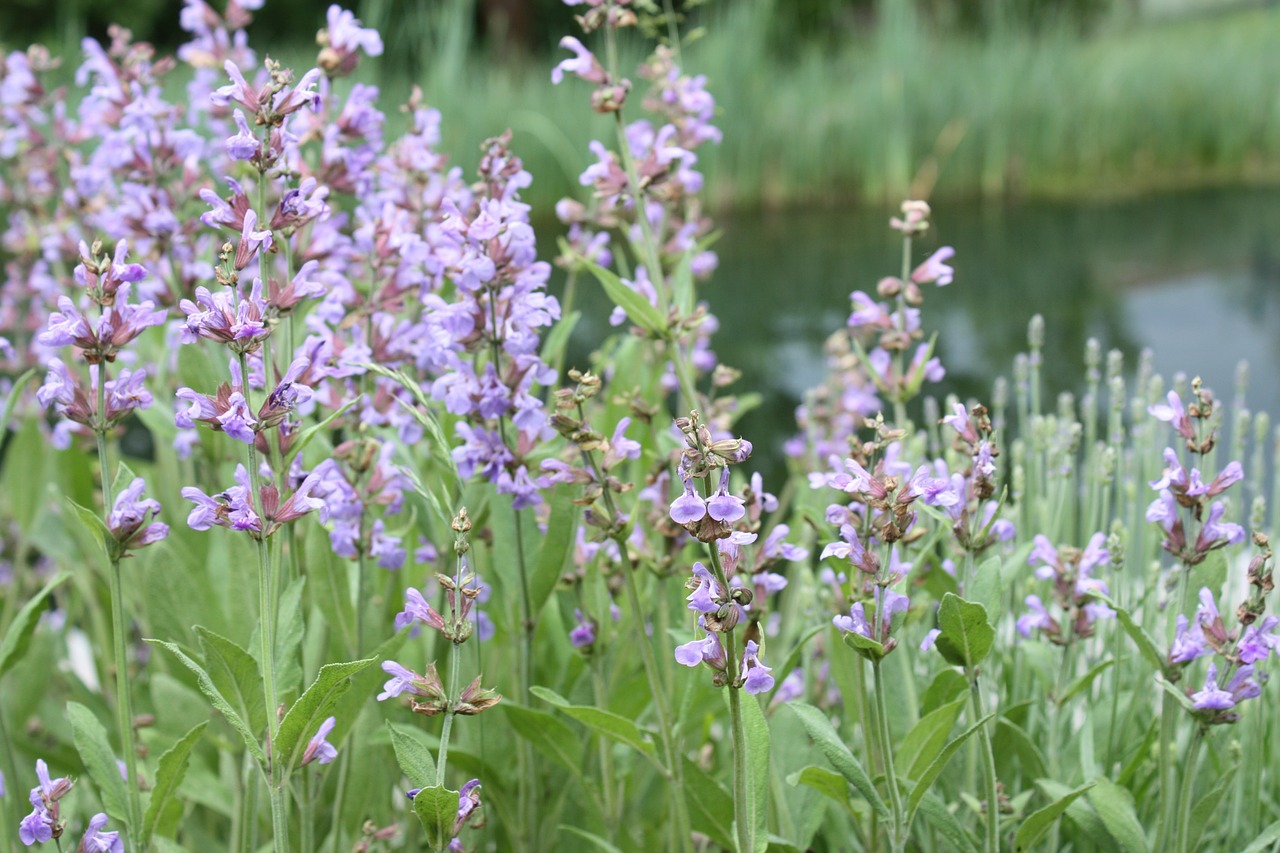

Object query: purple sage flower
[300,716,338,766]
[78,813,124,853]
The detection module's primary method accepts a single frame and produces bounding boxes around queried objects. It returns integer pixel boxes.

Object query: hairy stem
[970,674,1000,853]
[873,660,905,853]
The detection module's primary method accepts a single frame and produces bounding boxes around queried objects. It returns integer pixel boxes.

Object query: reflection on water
[561,188,1280,482]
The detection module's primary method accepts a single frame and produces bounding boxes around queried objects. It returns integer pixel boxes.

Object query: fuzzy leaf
[530,685,660,766]
[916,791,979,853]
[906,713,995,827]
[0,571,69,679]
[1188,759,1238,851]
[895,694,966,781]
[683,756,735,850]
[499,703,584,780]
[1086,778,1149,853]
[1104,596,1167,675]
[196,627,265,735]
[1013,782,1095,852]
[142,722,208,845]
[0,368,35,437]
[412,784,458,850]
[147,639,265,762]
[934,594,995,669]
[276,658,375,775]
[68,701,131,826]
[530,490,578,617]
[562,239,667,335]
[786,702,889,821]
[385,721,436,788]
[734,691,770,853]
[841,628,888,662]
[1058,659,1115,706]
[786,766,852,812]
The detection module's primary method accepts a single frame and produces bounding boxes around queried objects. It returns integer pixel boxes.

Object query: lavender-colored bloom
[821,524,866,566]
[550,37,607,86]
[1207,460,1243,496]
[324,5,384,58]
[78,813,124,853]
[108,477,169,550]
[20,808,53,845]
[226,109,258,160]
[833,602,871,638]
[911,246,955,286]
[1191,663,1235,710]
[1237,616,1280,664]
[395,588,447,633]
[1145,489,1179,532]
[706,468,745,523]
[1196,501,1245,551]
[674,632,725,670]
[740,640,774,694]
[1016,594,1055,638]
[1148,447,1189,491]
[941,402,978,444]
[377,661,427,701]
[301,717,338,766]
[920,628,941,651]
[1226,664,1263,704]
[569,609,596,648]
[1149,390,1196,441]
[669,475,707,524]
[686,562,721,613]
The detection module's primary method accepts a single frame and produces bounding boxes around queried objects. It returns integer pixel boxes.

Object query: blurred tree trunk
[480,0,534,57]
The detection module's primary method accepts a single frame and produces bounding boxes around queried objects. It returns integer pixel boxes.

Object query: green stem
[584,450,694,853]
[1154,689,1179,853]
[1176,726,1205,853]
[94,380,144,850]
[873,660,905,853]
[969,674,1000,853]
[299,773,314,853]
[436,639,463,788]
[728,686,752,853]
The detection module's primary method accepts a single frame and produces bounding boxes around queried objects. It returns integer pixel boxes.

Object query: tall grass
[329,0,1280,213]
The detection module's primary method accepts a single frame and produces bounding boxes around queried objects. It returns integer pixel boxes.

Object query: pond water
[560,188,1280,483]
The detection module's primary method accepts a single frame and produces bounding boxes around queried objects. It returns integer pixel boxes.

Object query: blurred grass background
[3,0,1279,212]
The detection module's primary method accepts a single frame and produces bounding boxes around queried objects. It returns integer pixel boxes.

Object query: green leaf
[530,685,660,766]
[841,628,888,662]
[920,669,968,716]
[1057,659,1115,706]
[411,784,459,850]
[934,594,995,669]
[967,555,1006,622]
[734,691,770,853]
[196,627,265,735]
[499,703,584,779]
[142,722,208,845]
[273,577,306,697]
[916,791,979,853]
[1188,759,1237,851]
[905,713,995,827]
[558,826,625,853]
[0,368,35,437]
[562,238,667,335]
[64,496,112,555]
[1241,819,1280,853]
[530,490,578,617]
[0,571,69,679]
[67,702,131,826]
[1104,597,1167,676]
[385,721,436,788]
[147,639,265,762]
[276,658,376,775]
[1013,782,1095,852]
[1086,778,1149,853]
[786,766,852,812]
[786,702,889,821]
[1155,673,1197,713]
[683,756,735,850]
[895,695,966,780]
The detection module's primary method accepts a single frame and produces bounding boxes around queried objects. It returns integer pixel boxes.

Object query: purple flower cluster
[19,759,72,845]
[1146,446,1245,563]
[1016,533,1115,643]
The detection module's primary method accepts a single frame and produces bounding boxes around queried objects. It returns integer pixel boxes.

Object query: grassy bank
[49,0,1280,213]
